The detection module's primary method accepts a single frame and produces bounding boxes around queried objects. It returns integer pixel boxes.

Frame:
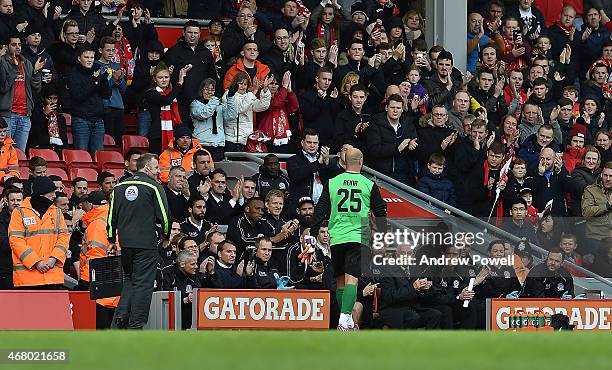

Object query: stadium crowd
[0,0,612,330]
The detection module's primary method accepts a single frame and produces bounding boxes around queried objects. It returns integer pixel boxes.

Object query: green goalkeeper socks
[336,288,344,310]
[341,284,357,314]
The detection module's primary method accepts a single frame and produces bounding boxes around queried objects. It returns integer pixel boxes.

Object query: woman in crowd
[223,72,272,152]
[131,39,164,136]
[28,86,68,155]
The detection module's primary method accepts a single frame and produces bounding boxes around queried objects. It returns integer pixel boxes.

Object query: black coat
[260,46,293,76]
[28,107,68,150]
[252,258,279,289]
[220,21,272,62]
[366,113,418,186]
[66,63,112,120]
[213,262,254,289]
[0,208,11,276]
[469,85,508,126]
[531,166,572,216]
[334,106,372,152]
[415,125,456,174]
[15,4,59,48]
[143,84,183,154]
[335,59,385,105]
[164,38,217,105]
[416,170,456,207]
[164,186,189,222]
[461,160,502,217]
[520,262,575,298]
[286,150,335,214]
[298,88,341,148]
[570,166,599,217]
[205,191,240,225]
[423,73,461,110]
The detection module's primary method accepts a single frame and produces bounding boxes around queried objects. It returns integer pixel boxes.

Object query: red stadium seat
[63,149,96,169]
[19,167,28,180]
[67,132,73,145]
[46,167,69,181]
[105,168,125,179]
[94,150,125,171]
[28,148,65,168]
[122,135,149,156]
[70,167,99,182]
[16,148,28,168]
[103,134,121,152]
[63,113,71,128]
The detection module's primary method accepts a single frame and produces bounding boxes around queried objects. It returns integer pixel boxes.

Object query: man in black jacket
[469,69,508,128]
[164,20,217,127]
[187,149,212,196]
[180,194,213,248]
[221,7,273,63]
[423,50,463,110]
[416,105,458,174]
[366,94,418,186]
[298,66,341,148]
[65,0,107,48]
[335,84,372,152]
[158,249,217,329]
[286,129,332,216]
[204,169,241,225]
[378,244,442,329]
[260,27,294,76]
[532,147,572,216]
[226,197,274,263]
[250,237,280,289]
[213,240,254,289]
[67,44,111,155]
[335,39,385,105]
[164,167,189,222]
[252,154,290,201]
[0,186,23,289]
[108,153,171,329]
[521,248,575,298]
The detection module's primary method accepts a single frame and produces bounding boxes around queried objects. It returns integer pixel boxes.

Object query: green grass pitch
[0,331,611,370]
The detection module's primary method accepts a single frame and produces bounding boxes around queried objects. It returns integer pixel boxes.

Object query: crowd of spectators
[0,0,611,330]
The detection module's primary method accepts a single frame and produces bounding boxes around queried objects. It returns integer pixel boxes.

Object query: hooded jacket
[223,89,271,145]
[582,180,612,240]
[0,55,42,118]
[0,136,19,181]
[191,92,237,147]
[67,63,112,120]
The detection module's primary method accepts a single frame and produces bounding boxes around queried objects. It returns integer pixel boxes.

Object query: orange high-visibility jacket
[0,137,20,181]
[9,199,70,287]
[222,58,271,91]
[79,204,119,308]
[158,139,213,183]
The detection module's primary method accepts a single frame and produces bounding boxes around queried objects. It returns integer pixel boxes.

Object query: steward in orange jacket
[159,126,213,183]
[78,192,120,310]
[9,177,70,288]
[0,133,20,183]
[223,56,271,91]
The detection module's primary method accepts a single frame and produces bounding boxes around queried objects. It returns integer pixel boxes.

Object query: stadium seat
[105,168,125,179]
[104,134,121,152]
[122,135,149,156]
[16,148,28,168]
[63,149,96,169]
[67,132,73,145]
[63,113,71,131]
[29,148,65,168]
[19,167,28,180]
[94,150,125,171]
[47,167,69,181]
[70,167,99,182]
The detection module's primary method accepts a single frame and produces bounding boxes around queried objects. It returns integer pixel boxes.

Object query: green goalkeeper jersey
[327,172,386,246]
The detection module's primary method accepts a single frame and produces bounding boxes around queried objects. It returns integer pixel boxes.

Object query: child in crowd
[406,65,428,113]
[559,233,586,277]
[416,153,456,207]
[520,188,539,225]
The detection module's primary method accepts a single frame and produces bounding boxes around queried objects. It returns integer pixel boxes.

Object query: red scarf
[157,86,182,151]
[555,21,574,36]
[112,37,135,86]
[483,161,504,222]
[502,36,527,71]
[47,111,60,140]
[316,23,336,46]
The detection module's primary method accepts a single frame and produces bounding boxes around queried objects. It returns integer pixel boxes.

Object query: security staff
[79,191,119,329]
[108,153,171,329]
[9,176,70,289]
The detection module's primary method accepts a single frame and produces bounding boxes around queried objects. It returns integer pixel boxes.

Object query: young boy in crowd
[416,153,456,208]
[504,158,533,201]
[520,188,539,225]
[562,85,580,118]
[559,233,586,277]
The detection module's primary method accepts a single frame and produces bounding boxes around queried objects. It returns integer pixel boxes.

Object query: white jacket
[223,89,271,145]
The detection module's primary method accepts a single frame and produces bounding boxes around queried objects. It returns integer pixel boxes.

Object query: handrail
[223,151,612,288]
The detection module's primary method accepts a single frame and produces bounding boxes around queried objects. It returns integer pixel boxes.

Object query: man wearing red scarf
[548,5,579,61]
[500,17,532,71]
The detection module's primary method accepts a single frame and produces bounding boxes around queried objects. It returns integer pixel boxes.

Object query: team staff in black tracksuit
[249,237,280,289]
[213,240,255,289]
[251,154,291,201]
[157,250,218,329]
[521,249,575,298]
[108,153,171,329]
[226,198,275,264]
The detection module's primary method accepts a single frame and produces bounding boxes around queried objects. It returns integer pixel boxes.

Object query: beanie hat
[173,125,192,138]
[88,191,108,205]
[32,176,57,196]
[351,2,368,18]
[567,123,587,139]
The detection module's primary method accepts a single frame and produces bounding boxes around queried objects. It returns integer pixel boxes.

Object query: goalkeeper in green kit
[317,147,387,331]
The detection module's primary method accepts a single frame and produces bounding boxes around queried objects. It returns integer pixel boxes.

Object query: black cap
[32,176,57,196]
[145,40,164,54]
[23,23,42,38]
[88,191,108,206]
[351,2,368,17]
[519,187,533,197]
[298,196,314,207]
[208,17,224,29]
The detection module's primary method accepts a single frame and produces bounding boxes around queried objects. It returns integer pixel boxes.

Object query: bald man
[532,147,572,215]
[316,147,387,331]
[467,12,504,73]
